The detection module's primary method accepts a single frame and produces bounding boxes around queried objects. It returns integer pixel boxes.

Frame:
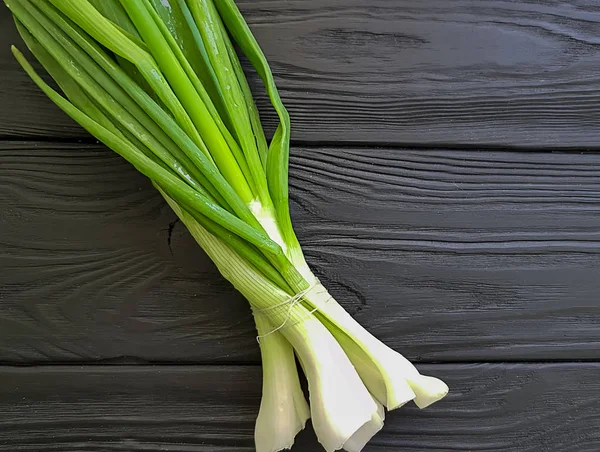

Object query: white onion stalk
[288,313,378,452]
[181,195,446,449]
[300,276,449,410]
[343,397,385,452]
[253,315,310,452]
[253,200,446,420]
[166,195,385,451]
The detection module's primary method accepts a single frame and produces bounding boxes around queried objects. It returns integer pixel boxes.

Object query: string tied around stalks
[252,280,332,342]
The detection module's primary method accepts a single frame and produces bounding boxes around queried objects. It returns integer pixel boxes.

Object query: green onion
[5,1,449,451]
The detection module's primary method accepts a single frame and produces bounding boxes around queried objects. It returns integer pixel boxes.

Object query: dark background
[1,1,599,450]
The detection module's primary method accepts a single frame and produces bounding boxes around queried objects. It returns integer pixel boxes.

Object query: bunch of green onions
[4,0,449,450]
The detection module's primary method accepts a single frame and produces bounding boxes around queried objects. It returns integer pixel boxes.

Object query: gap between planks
[1,358,600,367]
[3,136,600,154]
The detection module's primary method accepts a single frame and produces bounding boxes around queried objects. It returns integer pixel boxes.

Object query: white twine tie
[253,280,332,341]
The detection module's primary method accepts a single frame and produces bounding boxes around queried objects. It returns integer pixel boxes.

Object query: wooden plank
[3,1,600,147]
[0,140,258,363]
[1,141,599,363]
[0,363,598,451]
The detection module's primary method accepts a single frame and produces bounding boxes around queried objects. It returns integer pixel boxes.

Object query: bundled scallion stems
[4,0,449,450]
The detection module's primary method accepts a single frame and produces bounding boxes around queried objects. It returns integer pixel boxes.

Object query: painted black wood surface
[2,142,600,363]
[1,364,598,452]
[4,1,600,147]
[0,1,599,451]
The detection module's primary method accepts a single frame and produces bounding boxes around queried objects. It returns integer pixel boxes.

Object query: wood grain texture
[0,141,258,363]
[0,363,598,451]
[2,1,600,147]
[1,141,599,363]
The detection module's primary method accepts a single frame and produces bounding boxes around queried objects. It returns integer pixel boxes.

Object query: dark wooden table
[1,1,599,451]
